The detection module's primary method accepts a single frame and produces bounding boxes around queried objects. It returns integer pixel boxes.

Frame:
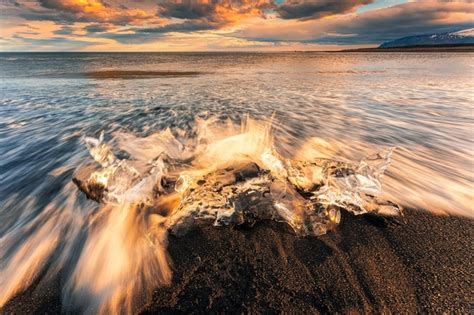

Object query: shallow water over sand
[1,52,473,216]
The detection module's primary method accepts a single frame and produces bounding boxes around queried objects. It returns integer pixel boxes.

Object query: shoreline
[2,209,472,313]
[340,44,474,53]
[2,45,474,54]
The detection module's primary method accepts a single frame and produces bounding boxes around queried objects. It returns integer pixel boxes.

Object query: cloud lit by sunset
[0,0,473,51]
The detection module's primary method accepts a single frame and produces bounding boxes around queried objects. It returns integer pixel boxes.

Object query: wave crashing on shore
[72,117,398,312]
[0,117,400,314]
[79,117,399,233]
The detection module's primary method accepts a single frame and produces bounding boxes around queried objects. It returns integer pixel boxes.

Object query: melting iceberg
[74,119,401,236]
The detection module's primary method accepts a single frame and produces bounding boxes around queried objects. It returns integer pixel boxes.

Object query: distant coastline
[1,44,474,54]
[340,44,474,52]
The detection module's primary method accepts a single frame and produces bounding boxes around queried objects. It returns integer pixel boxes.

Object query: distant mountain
[379,29,474,48]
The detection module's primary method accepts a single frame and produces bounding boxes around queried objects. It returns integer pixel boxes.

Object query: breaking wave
[0,117,400,313]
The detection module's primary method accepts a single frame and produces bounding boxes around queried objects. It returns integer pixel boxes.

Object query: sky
[0,0,472,51]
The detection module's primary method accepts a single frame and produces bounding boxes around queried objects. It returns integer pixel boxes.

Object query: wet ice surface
[74,119,400,237]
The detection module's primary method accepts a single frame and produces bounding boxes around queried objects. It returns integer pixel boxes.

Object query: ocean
[1,52,472,215]
[0,52,473,312]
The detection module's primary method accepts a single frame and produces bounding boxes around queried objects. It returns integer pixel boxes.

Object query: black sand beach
[3,209,472,314]
[84,70,204,79]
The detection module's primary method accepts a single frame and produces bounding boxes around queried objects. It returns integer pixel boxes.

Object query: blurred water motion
[0,52,473,311]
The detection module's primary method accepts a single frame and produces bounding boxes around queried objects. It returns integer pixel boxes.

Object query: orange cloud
[1,0,473,51]
[35,0,152,24]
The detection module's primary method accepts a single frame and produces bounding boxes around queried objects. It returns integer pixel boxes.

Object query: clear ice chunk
[75,130,399,237]
[84,131,116,167]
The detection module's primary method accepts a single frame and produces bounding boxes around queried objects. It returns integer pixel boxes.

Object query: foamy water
[0,52,473,312]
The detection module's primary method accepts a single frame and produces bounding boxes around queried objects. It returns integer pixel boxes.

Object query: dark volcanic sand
[84,70,204,79]
[3,209,473,314]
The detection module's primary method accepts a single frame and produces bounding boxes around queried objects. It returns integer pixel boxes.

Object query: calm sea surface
[0,52,473,222]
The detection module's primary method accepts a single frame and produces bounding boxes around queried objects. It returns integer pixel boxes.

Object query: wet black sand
[3,209,473,313]
[84,70,204,79]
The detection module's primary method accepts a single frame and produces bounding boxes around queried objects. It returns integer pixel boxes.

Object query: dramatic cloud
[137,20,217,34]
[237,0,474,44]
[156,0,273,29]
[111,0,276,40]
[1,0,473,51]
[19,23,40,30]
[84,23,113,33]
[38,0,107,15]
[53,24,75,34]
[276,0,374,20]
[158,1,226,20]
[15,0,153,25]
[6,33,97,50]
[324,0,474,43]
